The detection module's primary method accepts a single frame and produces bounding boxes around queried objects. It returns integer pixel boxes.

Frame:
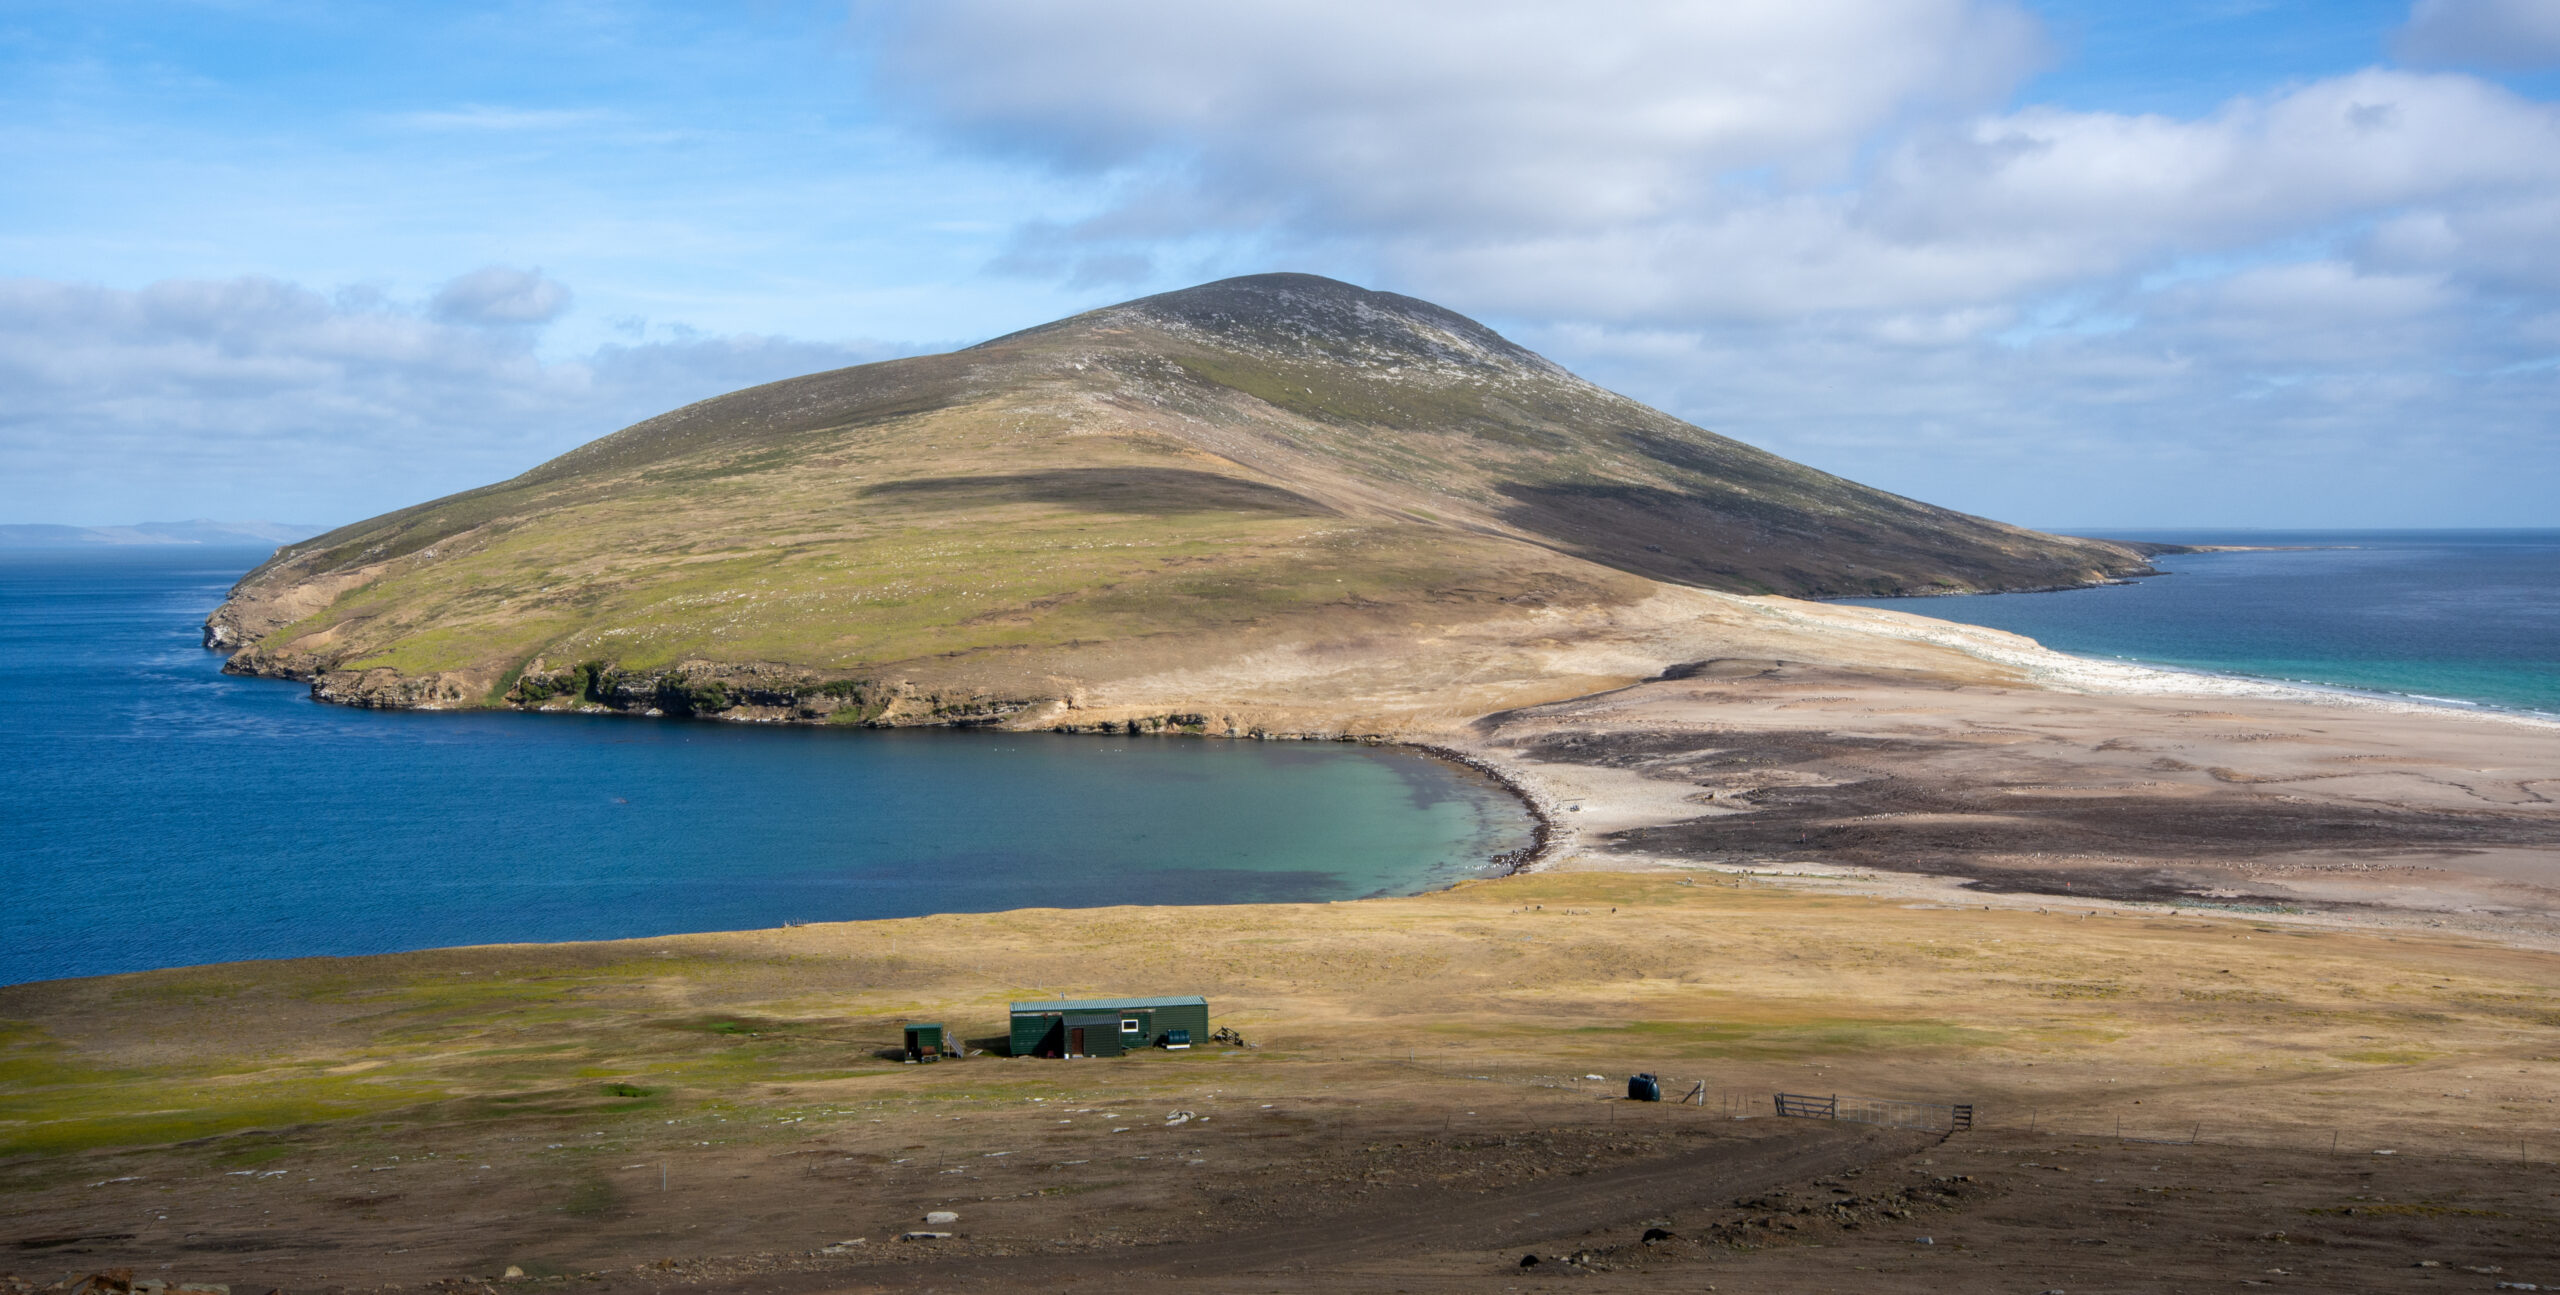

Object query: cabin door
[1068,1027,1086,1056]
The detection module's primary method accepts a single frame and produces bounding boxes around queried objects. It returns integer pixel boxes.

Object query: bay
[1838,529,2560,717]
[0,548,1533,986]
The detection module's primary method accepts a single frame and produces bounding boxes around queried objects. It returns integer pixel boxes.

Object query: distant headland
[201,273,2159,728]
[0,518,325,548]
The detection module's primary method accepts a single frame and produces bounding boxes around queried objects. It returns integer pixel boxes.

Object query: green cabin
[902,1022,947,1062]
[1009,995,1208,1058]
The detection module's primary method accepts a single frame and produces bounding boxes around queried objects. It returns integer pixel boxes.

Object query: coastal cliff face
[206,273,2156,726]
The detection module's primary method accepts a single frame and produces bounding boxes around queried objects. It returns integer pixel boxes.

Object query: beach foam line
[1748,595,2560,731]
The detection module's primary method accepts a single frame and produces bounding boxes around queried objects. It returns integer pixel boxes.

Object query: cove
[0,548,1536,986]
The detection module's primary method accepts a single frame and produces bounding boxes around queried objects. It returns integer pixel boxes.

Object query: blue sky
[4,0,2557,529]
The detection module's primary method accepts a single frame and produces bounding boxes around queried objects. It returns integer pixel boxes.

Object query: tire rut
[1152,1121,1920,1274]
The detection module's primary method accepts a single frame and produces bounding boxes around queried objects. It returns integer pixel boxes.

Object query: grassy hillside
[207,274,2152,721]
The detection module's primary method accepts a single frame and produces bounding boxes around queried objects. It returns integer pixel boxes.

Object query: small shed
[902,1022,947,1062]
[1009,995,1209,1058]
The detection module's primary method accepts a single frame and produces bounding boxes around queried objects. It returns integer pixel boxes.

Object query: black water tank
[1628,1073,1661,1102]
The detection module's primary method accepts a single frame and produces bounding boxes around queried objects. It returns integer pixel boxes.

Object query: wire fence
[1386,1059,2551,1167]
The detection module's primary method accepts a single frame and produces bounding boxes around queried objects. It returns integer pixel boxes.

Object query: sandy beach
[1460,609,2560,948]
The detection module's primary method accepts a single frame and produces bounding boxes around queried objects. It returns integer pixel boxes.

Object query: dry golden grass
[9,872,2555,1165]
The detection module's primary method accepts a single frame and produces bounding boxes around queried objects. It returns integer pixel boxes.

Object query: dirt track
[803,1119,1914,1290]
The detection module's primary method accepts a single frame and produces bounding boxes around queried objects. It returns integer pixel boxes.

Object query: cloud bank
[431,266,574,325]
[6,1,2553,529]
[870,0,2560,525]
[0,271,901,526]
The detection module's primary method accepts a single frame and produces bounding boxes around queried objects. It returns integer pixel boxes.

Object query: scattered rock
[899,1231,952,1242]
[501,1269,525,1282]
[1641,1227,1675,1244]
[924,1211,959,1224]
[1517,1254,1540,1269]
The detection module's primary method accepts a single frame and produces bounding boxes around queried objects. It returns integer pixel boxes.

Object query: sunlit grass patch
[0,1072,442,1158]
[1559,1016,2006,1059]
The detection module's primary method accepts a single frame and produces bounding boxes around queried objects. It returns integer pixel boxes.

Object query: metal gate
[1775,1092,1975,1132]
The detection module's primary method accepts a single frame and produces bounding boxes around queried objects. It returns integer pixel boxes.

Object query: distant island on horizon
[0,518,327,549]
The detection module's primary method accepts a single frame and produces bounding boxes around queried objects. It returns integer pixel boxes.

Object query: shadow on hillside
[861,467,1337,517]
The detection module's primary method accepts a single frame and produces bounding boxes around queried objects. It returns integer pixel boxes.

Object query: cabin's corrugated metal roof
[1009,995,1206,1013]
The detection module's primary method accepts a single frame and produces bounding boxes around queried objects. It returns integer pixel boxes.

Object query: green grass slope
[206,273,2152,719]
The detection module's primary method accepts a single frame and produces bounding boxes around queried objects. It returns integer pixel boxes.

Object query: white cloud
[874,0,2046,241]
[10,2,2552,530]
[865,0,2560,524]
[431,265,574,325]
[0,275,903,525]
[1534,295,2558,529]
[1837,71,2560,298]
[2396,0,2560,70]
[879,0,2560,323]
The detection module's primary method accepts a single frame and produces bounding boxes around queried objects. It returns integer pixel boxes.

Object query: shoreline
[1763,595,2560,730]
[1403,741,1565,876]
[0,571,2514,983]
[139,601,2560,974]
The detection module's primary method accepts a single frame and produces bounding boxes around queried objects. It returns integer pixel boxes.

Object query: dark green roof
[1009,995,1205,1014]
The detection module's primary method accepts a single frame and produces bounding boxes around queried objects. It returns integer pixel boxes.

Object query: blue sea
[0,547,1534,986]
[1838,530,2560,718]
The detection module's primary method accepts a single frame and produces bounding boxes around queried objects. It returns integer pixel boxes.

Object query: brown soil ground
[8,867,2560,1295]
[1480,660,2560,946]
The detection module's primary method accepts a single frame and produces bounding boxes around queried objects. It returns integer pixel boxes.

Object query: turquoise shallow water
[0,547,1534,986]
[1838,529,2560,717]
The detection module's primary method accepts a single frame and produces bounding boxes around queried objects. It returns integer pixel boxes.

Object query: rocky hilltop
[206,274,2155,731]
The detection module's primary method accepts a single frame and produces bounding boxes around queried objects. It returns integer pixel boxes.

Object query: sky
[3,0,2557,531]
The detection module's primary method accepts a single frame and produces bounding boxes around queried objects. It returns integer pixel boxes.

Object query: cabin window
[1121,1017,1141,1033]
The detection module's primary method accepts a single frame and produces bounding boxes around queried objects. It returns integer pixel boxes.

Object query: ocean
[1837,529,2560,718]
[0,547,1534,986]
